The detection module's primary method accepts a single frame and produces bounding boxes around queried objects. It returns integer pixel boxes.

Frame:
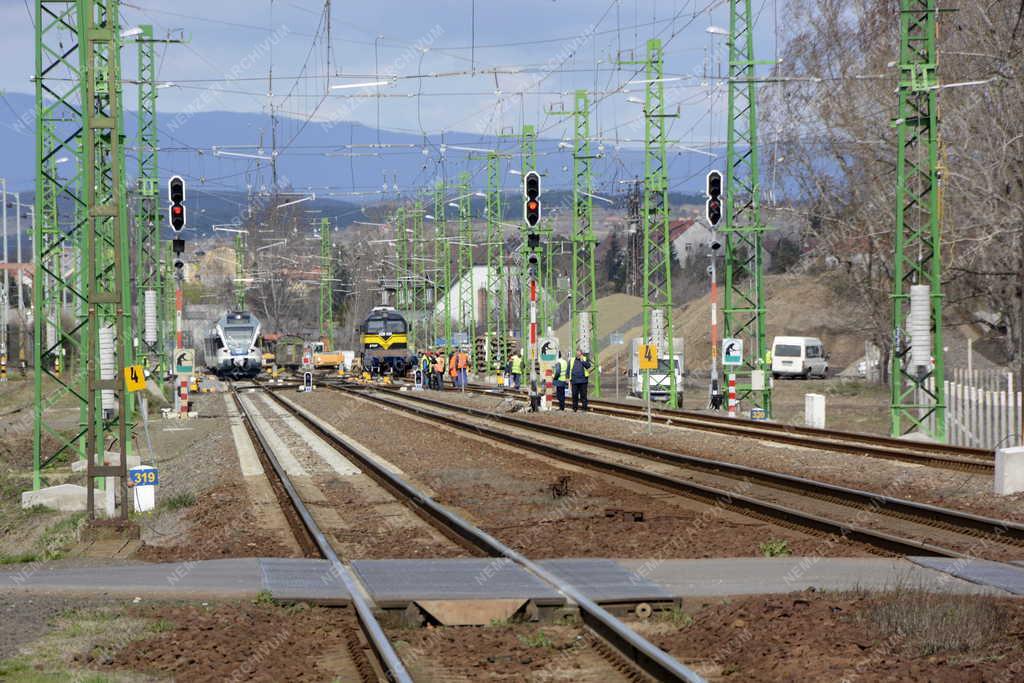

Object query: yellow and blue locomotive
[359,306,415,375]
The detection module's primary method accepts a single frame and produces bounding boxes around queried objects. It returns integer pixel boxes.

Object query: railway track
[454,383,995,473]
[239,383,705,683]
[231,389,413,683]
[326,382,1024,563]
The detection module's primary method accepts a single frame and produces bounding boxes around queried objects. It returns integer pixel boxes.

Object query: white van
[771,336,829,379]
[629,337,684,400]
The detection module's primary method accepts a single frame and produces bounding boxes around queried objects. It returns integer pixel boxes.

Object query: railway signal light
[524,171,541,227]
[168,175,186,232]
[705,170,723,228]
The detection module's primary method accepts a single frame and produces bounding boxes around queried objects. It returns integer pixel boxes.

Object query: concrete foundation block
[21,484,107,512]
[70,453,142,473]
[995,446,1024,496]
[804,393,826,429]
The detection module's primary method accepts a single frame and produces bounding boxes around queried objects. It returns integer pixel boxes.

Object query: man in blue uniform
[570,349,593,412]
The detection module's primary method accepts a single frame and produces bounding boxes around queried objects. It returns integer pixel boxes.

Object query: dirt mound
[102,602,368,682]
[136,482,295,562]
[598,274,872,372]
[552,293,644,351]
[641,589,1024,682]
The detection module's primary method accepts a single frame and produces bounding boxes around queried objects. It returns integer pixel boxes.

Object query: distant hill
[0,91,719,199]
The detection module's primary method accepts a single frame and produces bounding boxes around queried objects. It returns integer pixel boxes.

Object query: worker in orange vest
[454,348,470,388]
[432,351,446,390]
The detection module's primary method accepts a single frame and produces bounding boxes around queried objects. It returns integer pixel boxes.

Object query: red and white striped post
[528,269,542,411]
[728,373,737,418]
[175,288,183,349]
[179,376,189,415]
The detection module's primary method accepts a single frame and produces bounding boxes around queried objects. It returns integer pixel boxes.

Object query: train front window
[365,319,385,334]
[385,319,406,334]
[224,326,254,347]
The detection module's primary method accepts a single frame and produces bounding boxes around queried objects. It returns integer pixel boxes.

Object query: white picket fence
[917,370,1023,449]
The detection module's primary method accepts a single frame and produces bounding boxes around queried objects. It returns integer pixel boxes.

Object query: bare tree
[764,0,1024,380]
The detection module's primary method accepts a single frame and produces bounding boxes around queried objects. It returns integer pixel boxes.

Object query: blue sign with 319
[130,469,159,487]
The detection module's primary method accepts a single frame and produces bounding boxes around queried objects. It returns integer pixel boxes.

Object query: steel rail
[262,387,706,683]
[231,390,414,683]
[458,384,994,473]
[397,388,1023,547]
[327,383,971,558]
[336,383,1024,559]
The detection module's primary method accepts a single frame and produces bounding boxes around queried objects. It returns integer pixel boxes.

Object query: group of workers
[505,348,594,412]
[417,347,471,390]
[417,345,594,412]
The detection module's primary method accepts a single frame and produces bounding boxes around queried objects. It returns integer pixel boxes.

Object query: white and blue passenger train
[203,311,263,379]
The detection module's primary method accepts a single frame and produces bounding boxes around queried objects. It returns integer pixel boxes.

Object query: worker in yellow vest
[552,352,569,411]
[508,351,523,390]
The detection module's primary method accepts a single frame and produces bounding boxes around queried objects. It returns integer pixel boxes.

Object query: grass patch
[517,630,554,649]
[866,589,1008,656]
[657,605,694,628]
[824,380,867,397]
[0,513,85,564]
[162,491,196,511]
[253,590,276,606]
[0,551,41,565]
[148,618,175,633]
[0,607,149,682]
[759,539,791,557]
[0,658,109,683]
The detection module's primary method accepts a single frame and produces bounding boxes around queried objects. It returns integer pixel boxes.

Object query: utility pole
[891,0,945,441]
[553,91,600,395]
[433,180,452,353]
[622,178,643,297]
[723,0,772,418]
[2,178,7,317]
[620,39,679,407]
[134,24,165,386]
[34,0,90,489]
[455,172,475,364]
[319,217,332,342]
[484,152,507,375]
[393,206,411,341]
[14,193,26,373]
[234,232,246,310]
[82,0,132,519]
[410,200,428,345]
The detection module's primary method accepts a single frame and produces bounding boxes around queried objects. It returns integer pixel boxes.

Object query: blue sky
[1,1,781,193]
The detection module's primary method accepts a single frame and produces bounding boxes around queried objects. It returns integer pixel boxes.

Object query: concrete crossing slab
[224,394,263,477]
[540,558,674,602]
[908,557,1024,596]
[1,557,1018,604]
[352,559,563,607]
[238,395,309,476]
[259,558,349,603]
[617,557,1012,597]
[0,559,262,599]
[254,393,361,477]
